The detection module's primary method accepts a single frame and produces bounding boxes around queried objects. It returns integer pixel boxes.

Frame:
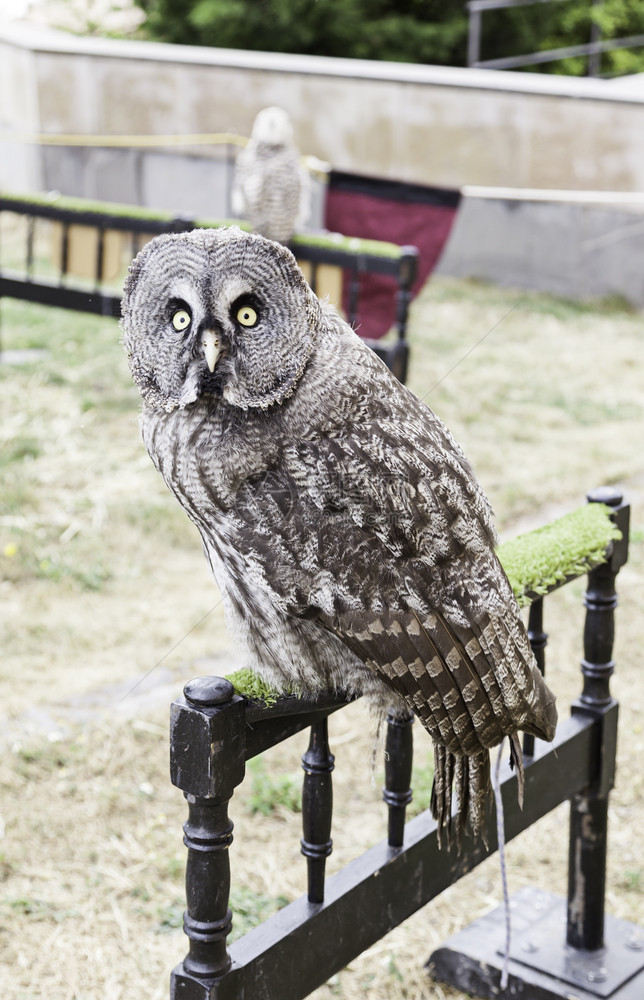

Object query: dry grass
[1,276,643,1000]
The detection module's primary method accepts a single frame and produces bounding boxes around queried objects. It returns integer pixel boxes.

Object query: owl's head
[250,106,294,147]
[121,227,321,412]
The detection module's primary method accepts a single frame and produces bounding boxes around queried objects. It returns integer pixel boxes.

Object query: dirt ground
[1,273,643,999]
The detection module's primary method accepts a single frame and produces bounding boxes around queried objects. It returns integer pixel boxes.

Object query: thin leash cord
[493,738,510,992]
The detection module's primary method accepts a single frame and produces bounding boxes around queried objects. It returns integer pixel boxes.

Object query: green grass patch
[228,885,290,942]
[245,756,302,816]
[227,667,297,705]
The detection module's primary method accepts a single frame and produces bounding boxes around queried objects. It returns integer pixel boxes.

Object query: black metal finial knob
[184,676,235,707]
[587,486,623,507]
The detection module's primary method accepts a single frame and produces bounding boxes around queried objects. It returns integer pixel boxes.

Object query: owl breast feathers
[121,227,557,846]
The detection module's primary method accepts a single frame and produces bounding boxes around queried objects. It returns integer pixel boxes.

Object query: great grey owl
[121,227,557,846]
[231,106,308,243]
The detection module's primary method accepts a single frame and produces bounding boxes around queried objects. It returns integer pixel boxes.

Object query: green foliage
[620,868,643,892]
[227,667,286,704]
[134,0,470,66]
[133,0,644,75]
[406,755,434,819]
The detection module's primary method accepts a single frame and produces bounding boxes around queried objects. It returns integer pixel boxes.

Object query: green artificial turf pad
[498,501,622,606]
[226,667,297,706]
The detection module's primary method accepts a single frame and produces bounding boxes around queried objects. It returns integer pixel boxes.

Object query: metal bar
[383,708,414,848]
[474,33,644,71]
[0,196,188,235]
[468,8,482,67]
[59,223,70,285]
[567,794,610,952]
[300,719,334,904]
[95,225,105,289]
[468,0,569,11]
[0,275,122,317]
[524,596,547,759]
[0,198,407,276]
[588,0,603,77]
[292,244,404,277]
[347,268,360,328]
[225,142,234,219]
[394,246,417,342]
[566,487,627,953]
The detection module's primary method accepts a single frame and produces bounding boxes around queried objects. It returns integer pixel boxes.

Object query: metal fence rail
[168,488,644,1000]
[0,192,418,382]
[467,0,644,75]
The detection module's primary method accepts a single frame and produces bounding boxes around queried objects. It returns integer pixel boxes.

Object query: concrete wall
[4,18,644,211]
[437,189,644,307]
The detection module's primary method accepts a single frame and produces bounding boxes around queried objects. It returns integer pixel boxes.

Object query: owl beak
[201,330,221,373]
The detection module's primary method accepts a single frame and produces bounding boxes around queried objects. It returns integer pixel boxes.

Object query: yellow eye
[172,309,191,332]
[236,305,258,327]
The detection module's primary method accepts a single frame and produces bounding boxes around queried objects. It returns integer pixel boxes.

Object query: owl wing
[230,357,556,757]
[229,391,556,844]
[305,450,553,749]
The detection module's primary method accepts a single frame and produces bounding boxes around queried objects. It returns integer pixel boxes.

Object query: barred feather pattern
[121,227,558,848]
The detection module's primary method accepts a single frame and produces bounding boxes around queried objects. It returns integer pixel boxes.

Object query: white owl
[231,106,310,243]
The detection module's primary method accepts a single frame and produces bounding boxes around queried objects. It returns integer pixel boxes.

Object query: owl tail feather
[431,735,527,850]
[431,746,491,851]
[508,732,525,809]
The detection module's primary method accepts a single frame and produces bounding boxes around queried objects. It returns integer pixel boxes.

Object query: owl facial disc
[202,330,221,373]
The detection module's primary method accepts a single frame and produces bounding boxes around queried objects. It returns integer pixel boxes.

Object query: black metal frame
[168,488,643,1000]
[467,0,644,75]
[0,194,418,382]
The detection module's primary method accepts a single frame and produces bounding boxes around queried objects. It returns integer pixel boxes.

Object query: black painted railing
[167,488,644,1000]
[0,192,418,382]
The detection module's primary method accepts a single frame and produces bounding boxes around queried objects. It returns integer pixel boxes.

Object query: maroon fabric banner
[324,172,460,340]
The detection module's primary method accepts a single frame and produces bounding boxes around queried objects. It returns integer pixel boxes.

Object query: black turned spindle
[95,226,106,290]
[182,796,234,978]
[394,247,417,342]
[301,719,334,905]
[60,223,70,284]
[524,597,548,759]
[170,676,245,997]
[566,487,629,953]
[347,268,360,328]
[383,708,414,848]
